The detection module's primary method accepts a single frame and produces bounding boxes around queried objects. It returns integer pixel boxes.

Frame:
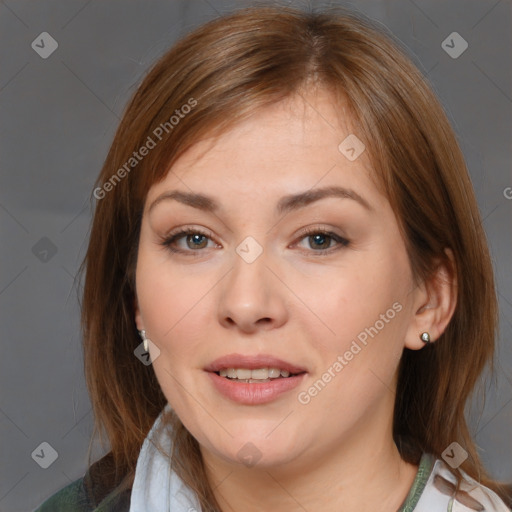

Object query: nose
[216,249,288,334]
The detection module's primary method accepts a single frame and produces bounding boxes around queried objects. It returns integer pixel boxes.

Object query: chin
[205,431,305,470]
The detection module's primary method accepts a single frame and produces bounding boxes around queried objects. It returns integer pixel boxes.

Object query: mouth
[205,353,307,379]
[213,367,304,383]
[204,354,308,405]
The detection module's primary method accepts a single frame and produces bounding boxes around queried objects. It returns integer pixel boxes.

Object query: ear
[134,296,145,331]
[404,249,457,350]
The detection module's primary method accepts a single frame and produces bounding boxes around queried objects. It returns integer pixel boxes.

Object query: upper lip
[204,353,307,374]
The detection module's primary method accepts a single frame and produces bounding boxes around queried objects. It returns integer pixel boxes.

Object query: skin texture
[135,88,456,512]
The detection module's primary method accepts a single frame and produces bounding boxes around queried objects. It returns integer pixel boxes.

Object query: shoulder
[34,452,133,512]
[409,453,511,512]
[34,477,90,511]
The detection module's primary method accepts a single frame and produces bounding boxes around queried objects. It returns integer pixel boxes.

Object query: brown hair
[80,4,511,509]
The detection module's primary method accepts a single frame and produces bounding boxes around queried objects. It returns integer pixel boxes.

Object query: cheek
[136,255,216,416]
[297,251,411,411]
[305,255,409,354]
[135,249,214,363]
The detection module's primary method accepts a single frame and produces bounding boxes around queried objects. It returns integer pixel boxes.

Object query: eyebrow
[147,185,372,216]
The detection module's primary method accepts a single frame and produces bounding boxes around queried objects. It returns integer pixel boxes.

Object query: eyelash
[159,226,350,257]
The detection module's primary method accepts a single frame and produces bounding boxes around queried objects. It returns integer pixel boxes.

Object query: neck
[200,396,419,512]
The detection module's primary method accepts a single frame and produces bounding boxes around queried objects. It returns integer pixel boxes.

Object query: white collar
[129,403,202,512]
[130,406,510,512]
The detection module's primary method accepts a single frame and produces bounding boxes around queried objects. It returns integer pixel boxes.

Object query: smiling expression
[134,88,422,470]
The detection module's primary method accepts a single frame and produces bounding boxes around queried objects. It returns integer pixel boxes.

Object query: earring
[420,332,431,344]
[139,330,149,352]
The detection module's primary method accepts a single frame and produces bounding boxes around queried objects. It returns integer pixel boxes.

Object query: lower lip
[206,371,306,405]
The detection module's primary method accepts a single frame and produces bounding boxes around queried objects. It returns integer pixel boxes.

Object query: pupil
[187,234,207,249]
[311,234,329,249]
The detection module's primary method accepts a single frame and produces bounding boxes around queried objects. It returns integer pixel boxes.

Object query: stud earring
[420,332,431,344]
[139,330,149,352]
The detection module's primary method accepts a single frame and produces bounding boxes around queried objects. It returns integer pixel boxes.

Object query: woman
[36,4,511,511]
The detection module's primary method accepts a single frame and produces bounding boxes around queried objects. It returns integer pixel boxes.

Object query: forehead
[145,90,386,211]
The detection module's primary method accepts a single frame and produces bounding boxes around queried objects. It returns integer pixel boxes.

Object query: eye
[160,227,218,255]
[159,226,349,256]
[294,228,349,254]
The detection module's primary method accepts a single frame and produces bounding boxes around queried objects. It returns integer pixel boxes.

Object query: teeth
[219,367,294,380]
[251,368,269,379]
[236,369,252,379]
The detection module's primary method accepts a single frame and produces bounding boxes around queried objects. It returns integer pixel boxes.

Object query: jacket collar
[83,451,133,510]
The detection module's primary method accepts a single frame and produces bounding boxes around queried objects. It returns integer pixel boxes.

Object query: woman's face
[135,89,423,471]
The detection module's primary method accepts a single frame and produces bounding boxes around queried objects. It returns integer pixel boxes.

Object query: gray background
[0,0,511,511]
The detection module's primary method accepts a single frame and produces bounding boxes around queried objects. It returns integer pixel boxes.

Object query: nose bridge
[217,236,287,331]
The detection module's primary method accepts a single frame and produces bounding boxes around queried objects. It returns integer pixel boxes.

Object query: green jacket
[35,452,132,512]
